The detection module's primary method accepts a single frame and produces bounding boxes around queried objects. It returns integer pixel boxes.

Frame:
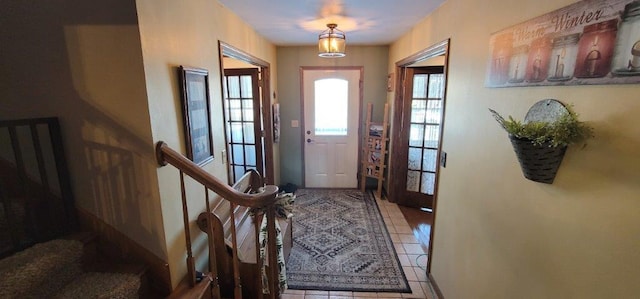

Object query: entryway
[388,39,450,276]
[301,67,362,188]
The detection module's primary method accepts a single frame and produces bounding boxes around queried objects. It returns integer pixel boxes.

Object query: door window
[406,73,444,195]
[314,79,348,136]
[223,69,262,183]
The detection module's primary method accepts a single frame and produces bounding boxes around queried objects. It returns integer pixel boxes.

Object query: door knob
[307,138,313,143]
[306,130,311,135]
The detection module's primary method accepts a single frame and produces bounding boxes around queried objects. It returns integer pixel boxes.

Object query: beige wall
[276,46,389,187]
[390,0,640,298]
[135,0,278,287]
[1,0,166,264]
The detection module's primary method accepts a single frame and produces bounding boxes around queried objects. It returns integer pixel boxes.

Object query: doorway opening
[218,42,275,185]
[389,39,450,274]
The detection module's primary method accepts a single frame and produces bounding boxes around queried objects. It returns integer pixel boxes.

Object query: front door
[392,66,445,208]
[302,69,361,188]
[222,68,264,184]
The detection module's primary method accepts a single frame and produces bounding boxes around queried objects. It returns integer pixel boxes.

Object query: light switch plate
[291,120,299,127]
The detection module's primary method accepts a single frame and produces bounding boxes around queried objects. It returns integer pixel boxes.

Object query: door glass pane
[222,77,228,99]
[234,166,245,182]
[412,74,428,98]
[406,170,420,192]
[428,74,444,98]
[422,149,437,172]
[408,147,422,170]
[426,99,442,124]
[229,99,241,121]
[314,78,348,136]
[409,124,424,147]
[232,144,244,164]
[421,172,435,195]
[424,124,440,148]
[228,76,240,98]
[231,123,243,143]
[244,145,256,166]
[242,99,253,121]
[243,123,255,144]
[410,99,426,123]
[240,75,252,98]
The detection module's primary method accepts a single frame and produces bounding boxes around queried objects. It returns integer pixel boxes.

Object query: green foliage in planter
[489,106,593,147]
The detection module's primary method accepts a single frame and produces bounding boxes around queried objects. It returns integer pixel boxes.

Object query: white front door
[303,69,361,188]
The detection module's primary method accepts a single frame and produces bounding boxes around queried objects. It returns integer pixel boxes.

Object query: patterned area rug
[286,189,411,293]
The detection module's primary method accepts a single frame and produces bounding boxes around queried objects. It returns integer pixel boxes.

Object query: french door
[390,66,445,208]
[222,68,264,183]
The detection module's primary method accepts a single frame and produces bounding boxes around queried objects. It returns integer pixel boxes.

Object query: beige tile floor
[281,196,438,299]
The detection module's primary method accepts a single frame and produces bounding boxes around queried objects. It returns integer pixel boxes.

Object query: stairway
[0,233,147,298]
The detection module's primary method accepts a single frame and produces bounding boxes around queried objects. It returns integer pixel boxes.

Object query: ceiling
[218,0,446,46]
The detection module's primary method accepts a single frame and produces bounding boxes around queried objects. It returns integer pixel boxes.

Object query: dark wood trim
[395,39,449,67]
[220,42,270,68]
[299,66,364,188]
[218,41,275,185]
[76,207,172,296]
[428,272,445,299]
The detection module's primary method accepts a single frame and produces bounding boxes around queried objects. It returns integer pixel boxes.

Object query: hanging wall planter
[490,99,593,184]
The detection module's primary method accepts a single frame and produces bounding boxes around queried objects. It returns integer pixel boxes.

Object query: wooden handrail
[155,141,278,208]
[157,141,282,298]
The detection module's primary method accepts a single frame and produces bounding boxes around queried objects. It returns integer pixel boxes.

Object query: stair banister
[155,141,281,298]
[155,141,278,207]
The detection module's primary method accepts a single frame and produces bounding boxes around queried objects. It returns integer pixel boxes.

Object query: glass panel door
[223,68,263,183]
[406,72,444,196]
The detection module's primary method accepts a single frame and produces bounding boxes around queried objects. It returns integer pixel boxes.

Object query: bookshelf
[360,103,389,198]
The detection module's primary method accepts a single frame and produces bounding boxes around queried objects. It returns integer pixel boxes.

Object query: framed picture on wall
[179,65,214,166]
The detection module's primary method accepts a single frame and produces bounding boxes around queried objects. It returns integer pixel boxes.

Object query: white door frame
[300,66,364,188]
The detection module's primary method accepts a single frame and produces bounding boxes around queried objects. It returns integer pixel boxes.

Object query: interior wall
[135,0,278,288]
[389,0,640,298]
[1,0,166,263]
[276,46,389,187]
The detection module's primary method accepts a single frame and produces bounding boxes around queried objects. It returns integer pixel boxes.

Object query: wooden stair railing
[0,117,76,257]
[156,141,281,299]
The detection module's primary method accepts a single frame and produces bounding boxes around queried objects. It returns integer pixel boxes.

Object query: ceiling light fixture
[318,23,346,58]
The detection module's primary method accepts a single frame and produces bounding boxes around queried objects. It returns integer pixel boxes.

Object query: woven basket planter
[509,135,567,184]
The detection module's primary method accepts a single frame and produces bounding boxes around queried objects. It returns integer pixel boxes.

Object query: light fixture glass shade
[318,24,346,58]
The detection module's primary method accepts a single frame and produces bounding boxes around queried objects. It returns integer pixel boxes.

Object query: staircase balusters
[179,171,197,287]
[156,141,281,298]
[204,188,221,298]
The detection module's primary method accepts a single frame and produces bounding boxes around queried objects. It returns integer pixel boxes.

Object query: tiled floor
[281,195,437,299]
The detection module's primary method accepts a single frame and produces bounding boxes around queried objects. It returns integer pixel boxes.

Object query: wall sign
[486,0,640,87]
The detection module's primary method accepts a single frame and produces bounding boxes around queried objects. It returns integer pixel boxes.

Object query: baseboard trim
[428,272,445,299]
[76,208,172,296]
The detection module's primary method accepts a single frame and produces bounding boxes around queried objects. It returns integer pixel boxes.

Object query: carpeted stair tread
[0,237,145,298]
[0,239,84,298]
[53,271,140,299]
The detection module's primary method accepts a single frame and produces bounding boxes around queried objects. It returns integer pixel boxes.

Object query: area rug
[286,189,411,293]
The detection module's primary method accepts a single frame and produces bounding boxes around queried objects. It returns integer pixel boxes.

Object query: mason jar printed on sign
[612,0,640,75]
